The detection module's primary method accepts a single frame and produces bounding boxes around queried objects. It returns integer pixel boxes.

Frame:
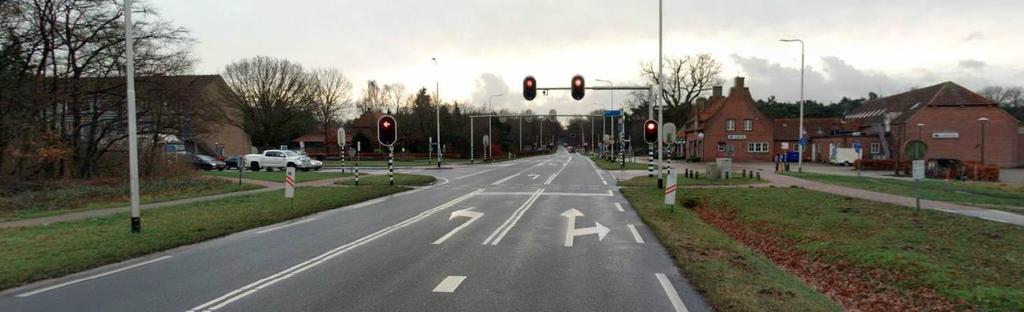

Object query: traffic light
[377,115,397,146]
[523,76,537,101]
[643,119,658,144]
[570,75,585,100]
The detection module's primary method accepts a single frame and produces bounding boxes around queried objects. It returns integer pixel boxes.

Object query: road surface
[0,149,709,312]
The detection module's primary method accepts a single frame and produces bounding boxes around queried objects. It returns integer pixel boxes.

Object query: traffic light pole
[656,0,665,189]
[388,145,394,185]
[470,118,474,164]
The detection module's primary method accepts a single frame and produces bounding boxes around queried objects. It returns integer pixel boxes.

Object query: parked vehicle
[243,149,318,172]
[191,154,227,171]
[310,159,323,171]
[224,156,243,170]
[830,147,860,166]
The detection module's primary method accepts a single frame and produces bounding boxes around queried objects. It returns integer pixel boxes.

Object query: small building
[683,77,775,162]
[844,81,1024,168]
[773,117,865,162]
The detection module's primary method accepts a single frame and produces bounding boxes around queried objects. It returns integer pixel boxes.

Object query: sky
[154,0,1024,117]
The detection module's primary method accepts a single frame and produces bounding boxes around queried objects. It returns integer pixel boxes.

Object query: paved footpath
[638,162,1024,226]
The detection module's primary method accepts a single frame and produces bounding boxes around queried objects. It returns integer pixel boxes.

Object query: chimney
[868,92,879,100]
[712,86,723,98]
[733,77,745,90]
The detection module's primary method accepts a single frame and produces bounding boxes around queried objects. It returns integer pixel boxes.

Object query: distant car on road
[244,149,318,172]
[190,154,226,171]
[567,146,576,153]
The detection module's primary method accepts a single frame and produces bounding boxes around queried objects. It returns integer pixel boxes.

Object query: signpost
[853,142,862,176]
[912,160,925,211]
[906,140,928,211]
[285,166,296,208]
[664,169,677,209]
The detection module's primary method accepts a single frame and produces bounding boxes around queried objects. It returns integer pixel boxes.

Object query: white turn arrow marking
[527,174,540,180]
[432,208,484,245]
[561,209,610,247]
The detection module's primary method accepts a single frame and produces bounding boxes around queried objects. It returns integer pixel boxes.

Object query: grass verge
[336,173,436,186]
[618,175,765,187]
[203,170,352,183]
[620,184,841,311]
[680,187,1024,311]
[0,176,261,221]
[588,156,649,170]
[0,185,406,291]
[782,172,1024,213]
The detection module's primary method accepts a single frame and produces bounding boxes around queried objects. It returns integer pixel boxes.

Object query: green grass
[620,182,841,311]
[0,176,261,221]
[679,187,1024,311]
[618,175,766,187]
[323,159,470,167]
[336,173,436,186]
[203,170,352,183]
[0,185,407,291]
[783,172,1024,213]
[588,156,650,170]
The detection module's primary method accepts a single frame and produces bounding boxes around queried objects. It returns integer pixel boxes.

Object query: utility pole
[124,0,142,233]
[656,0,665,188]
[432,57,442,168]
[780,39,805,173]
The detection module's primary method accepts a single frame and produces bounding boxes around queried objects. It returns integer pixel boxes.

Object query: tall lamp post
[656,0,665,188]
[124,0,141,233]
[780,38,805,173]
[432,57,442,168]
[487,93,504,161]
[978,117,989,165]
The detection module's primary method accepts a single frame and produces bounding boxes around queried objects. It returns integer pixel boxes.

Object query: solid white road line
[490,173,520,185]
[476,192,536,196]
[17,256,172,297]
[587,157,608,185]
[188,189,483,312]
[655,273,690,312]
[543,159,570,185]
[543,190,614,197]
[256,217,317,234]
[614,203,625,212]
[626,224,645,244]
[454,168,497,180]
[432,276,467,293]
[482,189,544,245]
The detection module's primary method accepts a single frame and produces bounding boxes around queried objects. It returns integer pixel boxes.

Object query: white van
[829,147,860,166]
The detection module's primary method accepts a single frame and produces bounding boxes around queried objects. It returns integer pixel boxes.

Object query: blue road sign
[799,136,808,146]
[604,110,622,117]
[852,142,862,153]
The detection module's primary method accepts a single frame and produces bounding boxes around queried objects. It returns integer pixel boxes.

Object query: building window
[743,119,753,131]
[717,142,726,152]
[870,143,880,155]
[747,142,769,153]
[726,119,735,131]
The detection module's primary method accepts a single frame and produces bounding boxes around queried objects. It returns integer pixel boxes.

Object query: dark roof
[773,118,851,140]
[844,81,994,125]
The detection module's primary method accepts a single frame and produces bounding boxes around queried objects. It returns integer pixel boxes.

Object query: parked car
[830,147,860,166]
[191,154,227,171]
[224,156,243,170]
[310,159,323,171]
[243,149,318,171]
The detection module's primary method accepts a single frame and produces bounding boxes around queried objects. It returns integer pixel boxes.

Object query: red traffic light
[523,76,537,101]
[643,119,658,144]
[570,75,585,101]
[377,115,397,146]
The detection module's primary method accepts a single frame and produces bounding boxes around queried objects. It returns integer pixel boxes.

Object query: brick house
[844,81,1023,168]
[683,77,775,162]
[773,118,866,162]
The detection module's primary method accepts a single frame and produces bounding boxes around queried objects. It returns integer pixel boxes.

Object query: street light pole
[780,38,805,173]
[432,58,442,168]
[656,0,665,188]
[978,117,989,165]
[124,0,141,233]
[486,93,503,161]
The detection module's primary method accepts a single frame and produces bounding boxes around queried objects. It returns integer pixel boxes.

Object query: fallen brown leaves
[692,199,970,312]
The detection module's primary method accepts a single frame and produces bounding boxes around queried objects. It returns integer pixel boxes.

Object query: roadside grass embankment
[335,173,436,186]
[203,170,351,183]
[0,185,406,291]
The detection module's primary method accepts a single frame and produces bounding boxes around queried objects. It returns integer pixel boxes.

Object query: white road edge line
[656,273,690,312]
[614,203,625,212]
[256,218,317,234]
[187,189,483,312]
[627,224,645,244]
[17,256,172,297]
[482,189,544,245]
[432,276,467,293]
[587,157,608,185]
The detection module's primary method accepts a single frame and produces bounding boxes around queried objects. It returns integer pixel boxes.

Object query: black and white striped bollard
[388,146,395,185]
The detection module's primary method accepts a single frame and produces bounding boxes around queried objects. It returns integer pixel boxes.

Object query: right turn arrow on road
[561,208,610,248]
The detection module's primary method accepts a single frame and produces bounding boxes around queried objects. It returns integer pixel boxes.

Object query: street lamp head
[978,117,990,123]
[916,123,925,127]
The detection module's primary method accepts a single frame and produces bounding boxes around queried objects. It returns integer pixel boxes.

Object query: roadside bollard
[725,171,731,179]
[742,169,747,178]
[756,172,761,180]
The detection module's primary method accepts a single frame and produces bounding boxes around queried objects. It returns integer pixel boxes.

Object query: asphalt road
[0,149,709,312]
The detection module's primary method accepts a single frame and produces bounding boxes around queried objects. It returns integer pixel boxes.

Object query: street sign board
[852,142,862,154]
[663,123,677,142]
[337,128,346,147]
[284,167,296,198]
[482,135,489,145]
[905,140,928,160]
[912,160,925,181]
[664,170,677,205]
[279,145,288,151]
[603,110,622,117]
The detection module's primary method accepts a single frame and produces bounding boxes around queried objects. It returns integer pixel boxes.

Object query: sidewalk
[0,175,358,229]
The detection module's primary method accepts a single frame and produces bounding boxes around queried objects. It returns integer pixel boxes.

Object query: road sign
[905,140,928,160]
[337,128,346,147]
[664,170,677,205]
[852,142,862,154]
[663,123,677,142]
[279,144,288,151]
[284,167,295,198]
[482,135,489,145]
[912,160,925,181]
[499,116,507,122]
[603,110,622,117]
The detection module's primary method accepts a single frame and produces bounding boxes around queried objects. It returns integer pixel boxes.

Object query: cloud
[962,31,984,42]
[958,59,987,70]
[731,54,908,102]
[469,73,512,111]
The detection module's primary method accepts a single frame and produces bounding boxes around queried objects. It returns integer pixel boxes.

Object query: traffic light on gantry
[377,115,397,146]
[523,76,537,101]
[571,75,585,100]
[643,119,658,144]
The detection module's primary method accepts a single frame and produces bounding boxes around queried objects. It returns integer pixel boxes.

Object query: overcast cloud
[153,0,1024,115]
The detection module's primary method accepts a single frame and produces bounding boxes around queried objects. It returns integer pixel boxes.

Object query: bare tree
[358,80,388,114]
[309,68,352,147]
[641,54,723,122]
[223,56,313,149]
[980,86,1023,108]
[382,83,406,113]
